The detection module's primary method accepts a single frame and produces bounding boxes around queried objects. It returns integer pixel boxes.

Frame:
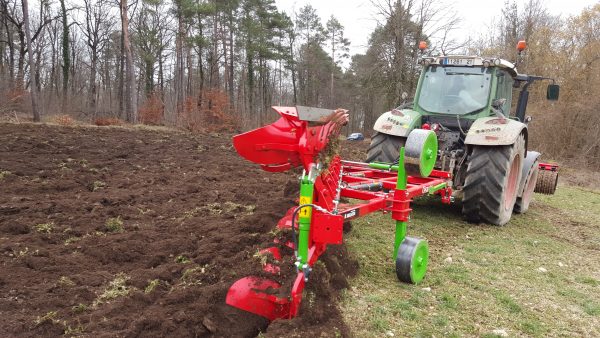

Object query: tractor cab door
[494,70,514,117]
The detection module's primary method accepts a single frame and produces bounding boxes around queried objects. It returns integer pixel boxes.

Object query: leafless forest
[1,0,599,168]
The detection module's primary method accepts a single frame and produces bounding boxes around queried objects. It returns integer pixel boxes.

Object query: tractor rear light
[431,123,441,132]
[419,41,427,51]
[421,123,431,130]
[494,58,501,66]
[517,40,527,52]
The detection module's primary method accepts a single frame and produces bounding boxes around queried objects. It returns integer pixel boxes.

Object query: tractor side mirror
[492,98,507,109]
[547,84,560,101]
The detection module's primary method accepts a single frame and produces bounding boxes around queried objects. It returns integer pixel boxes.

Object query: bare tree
[80,0,113,114]
[21,0,39,121]
[120,0,136,122]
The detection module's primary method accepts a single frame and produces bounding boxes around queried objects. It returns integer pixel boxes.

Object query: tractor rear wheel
[462,134,525,226]
[366,132,406,163]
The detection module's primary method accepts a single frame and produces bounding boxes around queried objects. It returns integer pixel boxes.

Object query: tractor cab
[414,56,518,119]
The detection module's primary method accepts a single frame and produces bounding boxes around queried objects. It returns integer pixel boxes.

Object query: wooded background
[0,0,599,168]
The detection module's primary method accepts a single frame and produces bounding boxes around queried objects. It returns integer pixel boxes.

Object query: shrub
[50,114,75,126]
[139,92,164,125]
[94,118,124,126]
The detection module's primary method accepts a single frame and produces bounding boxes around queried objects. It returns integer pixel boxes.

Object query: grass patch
[145,279,161,293]
[88,180,106,192]
[176,202,256,221]
[34,222,54,233]
[341,187,600,337]
[34,311,58,326]
[58,276,75,287]
[583,302,600,316]
[105,217,124,233]
[175,255,190,264]
[71,303,88,313]
[0,169,11,180]
[93,273,131,307]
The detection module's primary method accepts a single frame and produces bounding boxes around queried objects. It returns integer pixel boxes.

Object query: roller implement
[227,106,451,320]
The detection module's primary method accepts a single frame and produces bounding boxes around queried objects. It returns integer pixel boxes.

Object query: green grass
[93,273,131,307]
[105,216,124,232]
[34,222,54,233]
[341,186,600,337]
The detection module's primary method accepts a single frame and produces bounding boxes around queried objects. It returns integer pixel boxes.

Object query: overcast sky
[274,0,599,56]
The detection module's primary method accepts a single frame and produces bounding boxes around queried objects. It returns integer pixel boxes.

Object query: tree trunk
[21,0,40,121]
[117,4,125,117]
[121,0,136,122]
[89,51,98,112]
[60,0,69,112]
[174,7,185,116]
[158,47,164,99]
[16,28,25,91]
[228,12,234,108]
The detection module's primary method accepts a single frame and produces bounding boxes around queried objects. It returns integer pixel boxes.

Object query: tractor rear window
[418,66,492,115]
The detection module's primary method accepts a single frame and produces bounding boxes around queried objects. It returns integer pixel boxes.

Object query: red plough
[227,106,453,321]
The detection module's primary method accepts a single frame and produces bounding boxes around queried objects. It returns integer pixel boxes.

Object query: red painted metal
[226,106,454,322]
[539,162,559,171]
[233,106,344,172]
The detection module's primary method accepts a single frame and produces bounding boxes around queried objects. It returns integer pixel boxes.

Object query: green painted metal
[418,131,438,177]
[428,182,447,195]
[298,175,314,265]
[410,239,429,283]
[393,147,408,261]
[369,162,400,171]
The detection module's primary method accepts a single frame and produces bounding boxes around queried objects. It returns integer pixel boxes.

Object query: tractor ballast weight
[227,106,453,321]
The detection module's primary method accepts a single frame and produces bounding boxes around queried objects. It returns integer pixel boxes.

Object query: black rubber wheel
[514,157,540,214]
[534,170,558,195]
[396,237,429,284]
[462,134,525,226]
[366,132,406,163]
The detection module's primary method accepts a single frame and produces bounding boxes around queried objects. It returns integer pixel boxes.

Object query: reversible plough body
[226,106,453,321]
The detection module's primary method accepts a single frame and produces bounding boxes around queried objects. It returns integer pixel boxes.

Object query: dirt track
[0,123,361,337]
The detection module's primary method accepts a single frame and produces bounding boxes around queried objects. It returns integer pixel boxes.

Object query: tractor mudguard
[518,151,540,196]
[464,117,528,148]
[373,109,422,137]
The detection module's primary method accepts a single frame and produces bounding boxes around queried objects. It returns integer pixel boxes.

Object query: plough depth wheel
[395,237,429,284]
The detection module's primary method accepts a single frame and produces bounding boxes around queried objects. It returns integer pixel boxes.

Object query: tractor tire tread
[462,134,525,226]
[366,132,406,163]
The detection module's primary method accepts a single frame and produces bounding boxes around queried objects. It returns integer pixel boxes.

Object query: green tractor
[367,42,560,225]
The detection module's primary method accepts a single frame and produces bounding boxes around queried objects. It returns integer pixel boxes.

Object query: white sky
[274,0,599,55]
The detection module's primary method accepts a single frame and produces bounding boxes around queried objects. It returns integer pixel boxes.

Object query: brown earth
[0,123,365,337]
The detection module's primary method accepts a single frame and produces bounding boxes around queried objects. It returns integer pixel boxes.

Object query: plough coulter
[226,106,453,321]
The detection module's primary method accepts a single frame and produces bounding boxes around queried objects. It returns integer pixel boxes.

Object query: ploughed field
[0,123,361,337]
